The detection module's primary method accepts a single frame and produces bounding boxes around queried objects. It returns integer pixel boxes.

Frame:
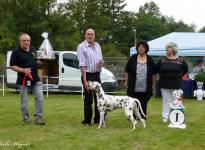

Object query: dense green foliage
[195,72,205,82]
[0,0,197,57]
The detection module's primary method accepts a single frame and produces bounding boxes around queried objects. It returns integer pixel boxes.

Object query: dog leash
[22,72,33,86]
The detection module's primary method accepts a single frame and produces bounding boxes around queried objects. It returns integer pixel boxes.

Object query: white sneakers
[162,118,168,123]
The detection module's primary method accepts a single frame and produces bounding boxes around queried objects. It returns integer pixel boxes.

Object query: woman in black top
[156,42,188,123]
[125,40,156,119]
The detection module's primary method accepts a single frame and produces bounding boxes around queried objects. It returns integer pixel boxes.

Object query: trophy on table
[37,32,55,60]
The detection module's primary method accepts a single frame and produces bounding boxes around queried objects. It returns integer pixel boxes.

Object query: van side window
[63,53,79,69]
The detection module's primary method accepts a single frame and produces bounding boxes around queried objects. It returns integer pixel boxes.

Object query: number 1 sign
[168,89,186,129]
[168,109,186,129]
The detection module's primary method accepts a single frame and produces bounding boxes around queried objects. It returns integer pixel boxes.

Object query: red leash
[177,97,184,101]
[22,72,33,86]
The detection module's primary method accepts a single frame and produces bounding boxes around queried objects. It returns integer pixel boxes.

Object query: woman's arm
[124,55,134,88]
[152,75,156,94]
[124,72,128,88]
[182,59,189,75]
[155,58,161,74]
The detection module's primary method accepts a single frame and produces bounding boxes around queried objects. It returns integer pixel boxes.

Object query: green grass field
[0,91,205,150]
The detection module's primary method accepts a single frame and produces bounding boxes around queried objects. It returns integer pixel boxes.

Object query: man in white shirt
[77,29,104,125]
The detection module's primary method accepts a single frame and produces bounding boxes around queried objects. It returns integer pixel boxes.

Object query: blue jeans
[18,81,43,121]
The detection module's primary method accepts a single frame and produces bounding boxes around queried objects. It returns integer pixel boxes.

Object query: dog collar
[177,97,183,101]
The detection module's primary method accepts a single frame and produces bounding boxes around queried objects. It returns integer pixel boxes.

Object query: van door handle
[61,67,64,73]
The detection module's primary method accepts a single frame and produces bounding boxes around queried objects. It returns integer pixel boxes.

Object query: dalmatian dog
[170,89,185,109]
[89,81,146,130]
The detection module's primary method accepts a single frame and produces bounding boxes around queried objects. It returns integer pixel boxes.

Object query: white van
[6,51,117,92]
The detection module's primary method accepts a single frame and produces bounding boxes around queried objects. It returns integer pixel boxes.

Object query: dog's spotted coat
[89,81,146,130]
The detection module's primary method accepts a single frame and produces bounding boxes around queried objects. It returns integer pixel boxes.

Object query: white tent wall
[130,32,205,57]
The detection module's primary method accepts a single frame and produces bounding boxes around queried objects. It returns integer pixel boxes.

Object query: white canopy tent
[130,32,205,56]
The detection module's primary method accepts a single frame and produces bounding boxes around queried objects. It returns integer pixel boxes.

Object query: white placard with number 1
[168,109,186,129]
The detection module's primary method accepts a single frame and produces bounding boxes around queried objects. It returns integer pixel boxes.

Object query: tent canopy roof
[130,32,205,56]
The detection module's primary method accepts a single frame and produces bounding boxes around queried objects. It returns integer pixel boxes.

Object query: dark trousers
[133,92,150,119]
[82,72,101,124]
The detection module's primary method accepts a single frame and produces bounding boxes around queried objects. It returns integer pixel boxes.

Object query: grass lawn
[0,91,205,150]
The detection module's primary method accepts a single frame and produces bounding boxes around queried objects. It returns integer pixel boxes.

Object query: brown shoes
[34,118,46,125]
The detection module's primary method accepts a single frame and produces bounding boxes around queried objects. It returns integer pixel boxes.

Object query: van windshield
[63,53,79,69]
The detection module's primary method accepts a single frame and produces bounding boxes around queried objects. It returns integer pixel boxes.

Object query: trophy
[37,32,55,60]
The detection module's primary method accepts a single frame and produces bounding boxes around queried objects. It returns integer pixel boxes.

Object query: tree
[134,1,195,43]
[135,1,167,41]
[199,26,205,32]
[165,17,196,32]
[138,1,161,19]
[0,0,197,57]
[65,0,128,55]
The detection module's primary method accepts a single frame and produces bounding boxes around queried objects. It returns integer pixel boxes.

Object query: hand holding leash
[23,68,31,74]
[84,81,90,92]
[22,68,33,86]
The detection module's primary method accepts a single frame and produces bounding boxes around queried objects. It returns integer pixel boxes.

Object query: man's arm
[81,66,90,91]
[77,44,90,91]
[10,65,31,74]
